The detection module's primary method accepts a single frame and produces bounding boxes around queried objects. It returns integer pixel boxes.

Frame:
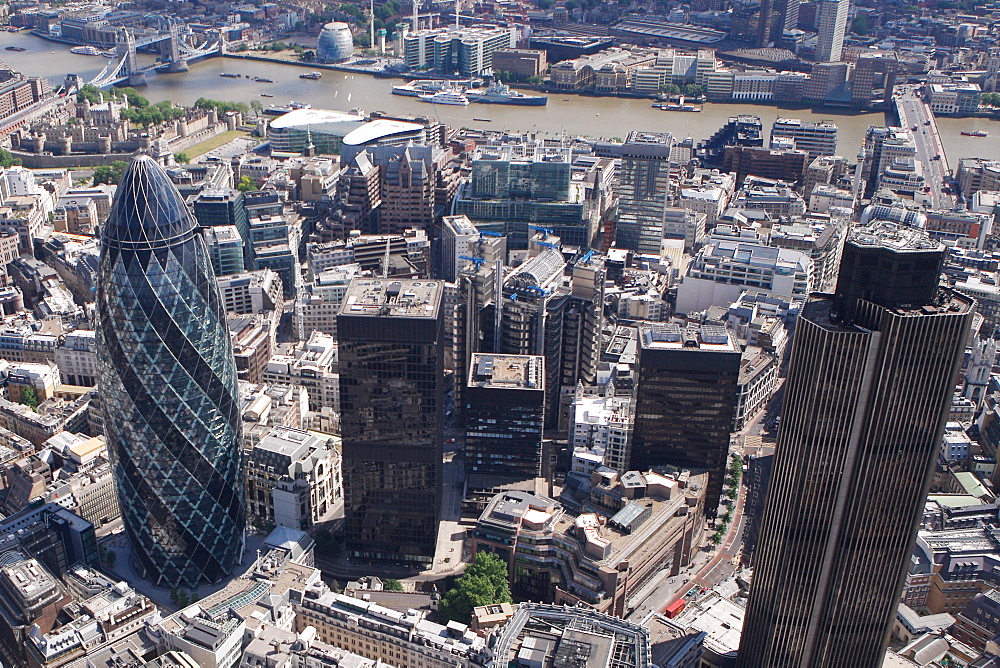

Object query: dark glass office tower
[758,0,799,46]
[96,156,245,588]
[338,278,444,564]
[465,353,545,480]
[738,221,974,667]
[630,323,741,516]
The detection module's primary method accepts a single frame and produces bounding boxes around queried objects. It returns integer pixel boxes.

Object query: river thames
[2,28,997,163]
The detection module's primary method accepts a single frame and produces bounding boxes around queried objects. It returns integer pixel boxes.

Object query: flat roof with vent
[468,353,544,390]
[340,279,442,320]
[641,322,739,352]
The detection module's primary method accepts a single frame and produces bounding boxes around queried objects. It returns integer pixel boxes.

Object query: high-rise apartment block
[403,25,516,77]
[96,157,245,587]
[337,278,444,564]
[630,323,741,515]
[815,0,849,62]
[739,222,975,667]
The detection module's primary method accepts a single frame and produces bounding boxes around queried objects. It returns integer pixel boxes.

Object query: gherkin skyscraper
[96,156,245,588]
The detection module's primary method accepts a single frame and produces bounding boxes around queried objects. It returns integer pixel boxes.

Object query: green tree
[250,100,263,116]
[684,83,705,97]
[76,84,103,105]
[528,75,543,84]
[174,152,190,164]
[438,552,511,623]
[93,161,129,185]
[850,13,869,35]
[237,175,256,192]
[383,579,403,591]
[660,83,681,95]
[195,98,250,115]
[19,386,38,411]
[0,148,21,168]
[175,589,190,607]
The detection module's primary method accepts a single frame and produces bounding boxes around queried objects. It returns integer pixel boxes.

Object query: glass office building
[96,156,246,588]
[738,222,974,667]
[452,146,595,248]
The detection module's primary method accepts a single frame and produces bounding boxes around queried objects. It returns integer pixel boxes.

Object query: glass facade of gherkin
[96,156,245,588]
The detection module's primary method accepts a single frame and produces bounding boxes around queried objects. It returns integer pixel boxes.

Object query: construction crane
[525,285,550,296]
[459,255,485,267]
[579,249,596,263]
[479,230,502,237]
[536,241,560,249]
[528,225,554,237]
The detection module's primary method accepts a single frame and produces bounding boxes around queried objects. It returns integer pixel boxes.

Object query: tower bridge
[83,26,223,90]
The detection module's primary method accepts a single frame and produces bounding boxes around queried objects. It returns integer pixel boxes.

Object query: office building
[489,604,652,667]
[861,126,917,198]
[96,157,246,587]
[491,49,548,79]
[738,222,975,667]
[696,115,763,169]
[601,132,674,254]
[770,118,838,161]
[441,215,484,283]
[293,584,489,667]
[803,61,850,102]
[465,354,545,481]
[815,0,848,62]
[758,0,800,46]
[927,82,982,115]
[452,145,595,249]
[293,264,363,340]
[316,22,353,63]
[675,241,813,315]
[850,52,898,107]
[453,240,506,420]
[630,323,741,515]
[337,278,444,564]
[203,225,245,277]
[471,472,706,616]
[192,188,254,272]
[245,426,342,532]
[571,390,635,475]
[267,109,366,155]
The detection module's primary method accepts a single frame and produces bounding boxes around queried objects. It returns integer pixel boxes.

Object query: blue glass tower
[96,156,245,587]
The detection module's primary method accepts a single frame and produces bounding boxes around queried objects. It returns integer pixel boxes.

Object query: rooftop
[640,323,740,352]
[469,354,544,390]
[849,220,942,253]
[342,119,424,147]
[268,108,365,132]
[340,279,442,320]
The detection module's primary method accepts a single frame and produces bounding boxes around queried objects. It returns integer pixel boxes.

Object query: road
[626,381,785,620]
[894,87,956,210]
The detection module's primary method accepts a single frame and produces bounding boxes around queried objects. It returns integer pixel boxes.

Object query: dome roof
[101,156,197,250]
